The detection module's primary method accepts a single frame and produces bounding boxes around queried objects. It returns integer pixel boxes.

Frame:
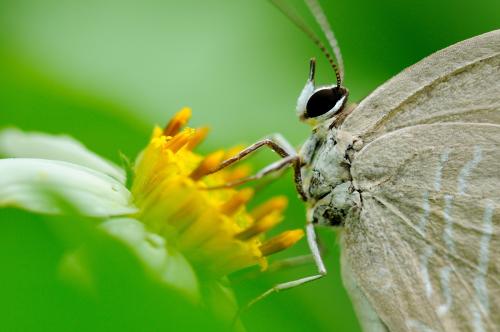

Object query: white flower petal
[0,128,125,183]
[0,158,136,216]
[100,218,199,301]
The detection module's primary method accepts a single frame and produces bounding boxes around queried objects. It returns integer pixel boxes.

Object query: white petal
[0,158,136,216]
[100,218,199,301]
[0,128,125,183]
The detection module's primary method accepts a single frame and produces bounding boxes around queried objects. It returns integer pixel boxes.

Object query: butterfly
[209,1,500,330]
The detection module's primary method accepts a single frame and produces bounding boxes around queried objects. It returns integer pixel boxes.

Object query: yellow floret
[131,108,304,277]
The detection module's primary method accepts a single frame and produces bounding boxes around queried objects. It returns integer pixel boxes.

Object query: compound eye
[305,87,345,118]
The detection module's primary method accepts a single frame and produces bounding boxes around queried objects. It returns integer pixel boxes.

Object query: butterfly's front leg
[207,134,307,200]
[240,223,326,311]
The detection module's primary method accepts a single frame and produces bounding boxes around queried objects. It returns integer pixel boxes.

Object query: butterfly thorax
[299,122,362,227]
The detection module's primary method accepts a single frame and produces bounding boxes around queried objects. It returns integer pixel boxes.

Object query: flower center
[131,108,304,277]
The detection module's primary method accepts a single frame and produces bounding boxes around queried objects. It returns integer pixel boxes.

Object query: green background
[0,0,498,331]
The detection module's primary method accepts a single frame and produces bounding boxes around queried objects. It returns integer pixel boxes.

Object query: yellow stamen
[235,213,282,240]
[164,128,194,152]
[225,165,252,182]
[186,127,209,150]
[151,135,168,149]
[251,196,288,221]
[168,195,206,231]
[220,188,254,216]
[259,230,304,256]
[152,126,164,139]
[163,107,192,136]
[190,150,225,181]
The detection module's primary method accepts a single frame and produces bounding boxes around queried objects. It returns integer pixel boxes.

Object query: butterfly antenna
[269,0,342,87]
[304,0,344,82]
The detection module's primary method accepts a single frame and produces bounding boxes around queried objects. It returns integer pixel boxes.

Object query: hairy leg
[207,134,307,200]
[238,224,326,313]
[208,134,297,173]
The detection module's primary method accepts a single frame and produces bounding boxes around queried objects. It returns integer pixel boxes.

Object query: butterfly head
[297,58,348,125]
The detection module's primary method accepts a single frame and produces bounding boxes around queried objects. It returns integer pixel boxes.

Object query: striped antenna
[269,0,343,86]
[304,0,344,82]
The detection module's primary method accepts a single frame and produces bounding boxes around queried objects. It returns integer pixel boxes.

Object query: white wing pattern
[339,30,500,332]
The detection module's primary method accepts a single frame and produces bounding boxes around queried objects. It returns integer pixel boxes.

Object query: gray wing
[341,250,390,332]
[342,123,500,332]
[340,29,500,146]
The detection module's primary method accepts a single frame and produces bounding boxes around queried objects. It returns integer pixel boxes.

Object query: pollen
[131,108,304,277]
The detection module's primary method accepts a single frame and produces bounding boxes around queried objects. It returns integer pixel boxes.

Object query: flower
[132,108,304,277]
[0,108,304,296]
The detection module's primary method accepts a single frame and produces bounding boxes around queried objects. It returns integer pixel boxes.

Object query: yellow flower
[0,107,304,294]
[132,107,304,277]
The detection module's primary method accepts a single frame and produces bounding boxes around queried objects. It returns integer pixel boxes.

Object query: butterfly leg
[231,238,328,283]
[207,134,307,200]
[209,133,296,172]
[267,234,328,272]
[240,223,326,311]
[208,154,300,190]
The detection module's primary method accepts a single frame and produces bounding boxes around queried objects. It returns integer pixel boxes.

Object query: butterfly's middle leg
[207,134,307,200]
[240,223,326,311]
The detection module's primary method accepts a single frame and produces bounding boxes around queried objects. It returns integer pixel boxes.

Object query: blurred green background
[0,0,498,331]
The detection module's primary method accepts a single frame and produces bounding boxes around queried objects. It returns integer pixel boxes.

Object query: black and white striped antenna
[270,0,344,86]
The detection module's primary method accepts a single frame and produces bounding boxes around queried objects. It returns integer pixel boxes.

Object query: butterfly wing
[340,29,500,145]
[341,249,390,332]
[339,30,500,332]
[343,123,500,332]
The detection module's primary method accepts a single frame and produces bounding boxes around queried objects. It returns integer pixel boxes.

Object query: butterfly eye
[305,87,347,118]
